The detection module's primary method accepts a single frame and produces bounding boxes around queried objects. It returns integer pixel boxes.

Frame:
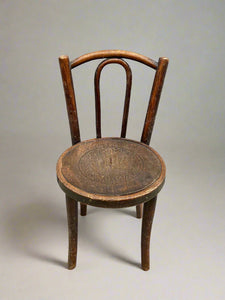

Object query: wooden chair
[57,50,169,271]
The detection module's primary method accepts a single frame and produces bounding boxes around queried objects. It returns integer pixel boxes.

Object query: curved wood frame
[59,50,168,146]
[70,50,158,69]
[58,50,169,271]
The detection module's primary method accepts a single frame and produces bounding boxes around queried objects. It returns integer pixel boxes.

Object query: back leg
[80,203,87,216]
[136,204,143,218]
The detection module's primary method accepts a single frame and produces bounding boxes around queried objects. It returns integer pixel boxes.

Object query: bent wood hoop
[94,58,132,139]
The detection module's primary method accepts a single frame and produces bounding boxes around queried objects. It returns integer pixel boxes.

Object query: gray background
[1,1,225,299]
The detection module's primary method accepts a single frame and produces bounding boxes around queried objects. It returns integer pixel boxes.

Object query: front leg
[141,196,157,271]
[66,195,78,269]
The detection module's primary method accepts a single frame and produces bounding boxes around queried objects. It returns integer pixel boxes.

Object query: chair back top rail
[70,50,158,69]
[59,50,168,146]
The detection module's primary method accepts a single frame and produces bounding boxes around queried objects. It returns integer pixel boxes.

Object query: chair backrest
[59,50,168,146]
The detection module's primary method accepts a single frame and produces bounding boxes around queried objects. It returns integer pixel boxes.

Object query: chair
[57,50,168,271]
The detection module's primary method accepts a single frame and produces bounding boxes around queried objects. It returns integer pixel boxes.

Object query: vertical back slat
[59,55,80,145]
[94,58,132,138]
[120,61,132,138]
[141,57,169,145]
[94,62,102,138]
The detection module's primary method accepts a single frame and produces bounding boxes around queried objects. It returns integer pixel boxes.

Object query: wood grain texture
[94,58,132,139]
[141,196,157,271]
[57,137,166,208]
[62,138,161,195]
[66,195,78,269]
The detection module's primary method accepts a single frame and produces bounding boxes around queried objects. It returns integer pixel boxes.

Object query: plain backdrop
[1,1,225,299]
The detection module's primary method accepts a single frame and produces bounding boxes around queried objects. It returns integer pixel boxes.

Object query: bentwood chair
[57,50,169,271]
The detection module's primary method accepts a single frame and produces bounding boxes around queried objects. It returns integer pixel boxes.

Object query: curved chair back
[59,50,168,145]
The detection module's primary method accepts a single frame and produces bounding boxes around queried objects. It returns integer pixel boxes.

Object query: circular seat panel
[57,138,166,207]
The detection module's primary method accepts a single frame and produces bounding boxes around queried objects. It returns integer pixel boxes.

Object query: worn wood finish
[60,138,162,196]
[57,50,169,270]
[141,57,168,145]
[141,196,157,271]
[57,138,165,208]
[94,58,132,138]
[66,195,78,269]
[59,56,80,145]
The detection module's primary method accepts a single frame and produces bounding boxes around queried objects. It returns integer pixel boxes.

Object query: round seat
[57,137,166,208]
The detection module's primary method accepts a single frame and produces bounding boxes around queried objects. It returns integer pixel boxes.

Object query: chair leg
[136,204,143,218]
[66,195,78,269]
[141,196,157,271]
[80,203,87,216]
